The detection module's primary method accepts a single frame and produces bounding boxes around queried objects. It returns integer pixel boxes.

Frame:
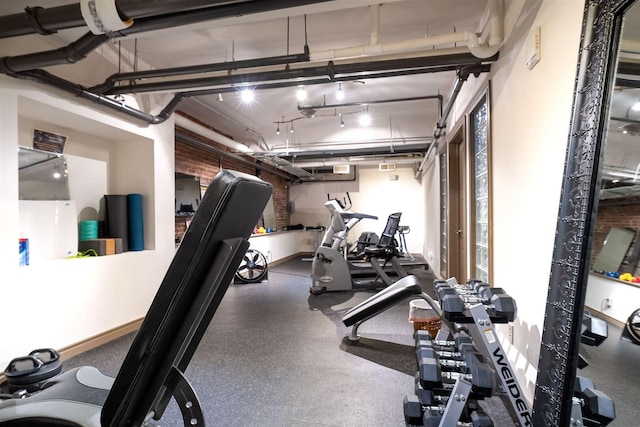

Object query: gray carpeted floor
[63,257,638,426]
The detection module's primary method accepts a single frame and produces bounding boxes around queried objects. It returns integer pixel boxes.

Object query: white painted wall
[0,76,176,368]
[289,165,425,254]
[585,274,640,324]
[248,230,307,263]
[422,0,585,401]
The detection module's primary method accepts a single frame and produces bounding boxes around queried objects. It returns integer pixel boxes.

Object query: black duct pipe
[105,54,496,95]
[182,67,458,96]
[0,0,327,38]
[7,58,487,129]
[433,65,484,139]
[15,68,175,124]
[0,0,331,73]
[1,32,110,74]
[90,48,311,94]
[298,95,443,112]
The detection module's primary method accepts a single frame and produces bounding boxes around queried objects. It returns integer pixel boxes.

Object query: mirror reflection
[18,147,70,200]
[175,172,200,215]
[582,2,640,425]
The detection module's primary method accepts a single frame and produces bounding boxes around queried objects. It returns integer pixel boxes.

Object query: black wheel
[627,308,640,344]
[235,249,268,283]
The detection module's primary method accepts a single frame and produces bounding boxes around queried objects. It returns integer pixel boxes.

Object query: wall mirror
[533,0,640,425]
[262,196,277,231]
[175,172,200,215]
[18,146,70,200]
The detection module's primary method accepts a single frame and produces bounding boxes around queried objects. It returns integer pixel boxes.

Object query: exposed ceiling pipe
[0,0,331,73]
[104,55,493,95]
[175,114,252,153]
[416,66,479,176]
[90,50,311,94]
[183,64,488,97]
[275,143,430,160]
[0,0,331,39]
[309,0,503,61]
[370,4,380,46]
[292,157,422,168]
[298,95,443,115]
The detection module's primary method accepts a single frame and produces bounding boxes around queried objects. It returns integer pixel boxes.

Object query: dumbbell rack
[341,276,532,426]
[409,304,531,426]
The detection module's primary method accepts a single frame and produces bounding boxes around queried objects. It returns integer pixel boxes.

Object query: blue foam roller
[128,193,144,251]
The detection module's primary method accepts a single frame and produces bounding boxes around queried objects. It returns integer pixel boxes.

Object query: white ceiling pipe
[291,157,421,168]
[174,114,251,153]
[466,0,503,59]
[310,0,502,61]
[370,4,380,46]
[268,141,429,153]
[310,32,468,61]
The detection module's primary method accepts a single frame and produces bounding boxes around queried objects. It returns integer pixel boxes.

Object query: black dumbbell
[439,291,517,323]
[574,376,616,426]
[416,330,473,349]
[417,348,485,375]
[416,344,481,364]
[581,311,608,346]
[436,283,506,303]
[404,395,493,427]
[418,358,495,398]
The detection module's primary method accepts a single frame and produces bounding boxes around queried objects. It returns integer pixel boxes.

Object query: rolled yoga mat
[127,193,144,251]
[104,194,128,251]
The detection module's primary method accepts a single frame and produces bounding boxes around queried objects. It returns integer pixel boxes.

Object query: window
[470,91,491,282]
[440,150,448,275]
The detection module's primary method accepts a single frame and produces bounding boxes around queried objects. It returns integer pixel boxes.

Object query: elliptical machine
[311,206,407,294]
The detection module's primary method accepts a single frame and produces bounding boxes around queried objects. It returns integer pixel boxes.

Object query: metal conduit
[105,54,494,95]
[182,65,478,97]
[298,95,443,115]
[90,49,310,94]
[416,65,485,175]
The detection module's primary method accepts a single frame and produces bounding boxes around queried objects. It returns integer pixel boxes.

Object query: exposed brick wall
[591,199,640,276]
[174,125,291,241]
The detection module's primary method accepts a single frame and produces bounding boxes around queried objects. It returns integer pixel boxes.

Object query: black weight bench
[0,170,272,427]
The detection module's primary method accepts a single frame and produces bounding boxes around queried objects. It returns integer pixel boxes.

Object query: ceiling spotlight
[240,88,254,103]
[53,166,61,179]
[276,123,280,135]
[290,122,295,133]
[336,83,345,101]
[217,93,224,102]
[359,113,372,127]
[339,113,345,128]
[296,86,307,102]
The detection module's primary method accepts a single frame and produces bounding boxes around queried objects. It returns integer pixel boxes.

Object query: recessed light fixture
[359,112,371,127]
[336,83,344,101]
[240,88,254,103]
[296,86,307,102]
